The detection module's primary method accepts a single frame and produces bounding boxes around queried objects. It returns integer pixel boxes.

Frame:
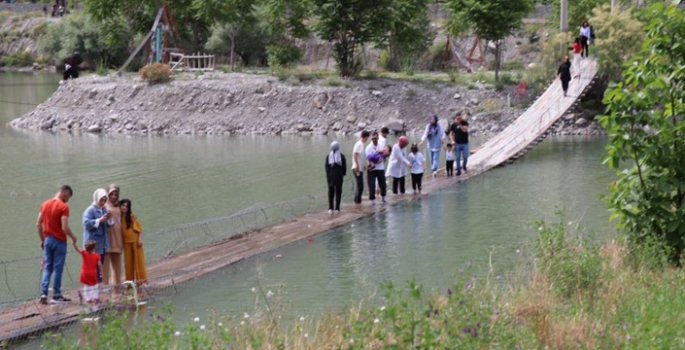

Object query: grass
[42,215,685,349]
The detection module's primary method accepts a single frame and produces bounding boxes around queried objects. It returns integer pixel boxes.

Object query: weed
[139,63,171,84]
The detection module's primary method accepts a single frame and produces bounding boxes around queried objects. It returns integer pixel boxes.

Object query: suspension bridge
[0,58,599,344]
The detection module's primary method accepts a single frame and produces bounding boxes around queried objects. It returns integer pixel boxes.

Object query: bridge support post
[560,0,568,32]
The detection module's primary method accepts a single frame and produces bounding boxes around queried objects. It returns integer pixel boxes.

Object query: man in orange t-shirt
[37,185,77,304]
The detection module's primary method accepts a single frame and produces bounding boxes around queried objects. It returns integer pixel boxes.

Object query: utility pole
[560,0,568,32]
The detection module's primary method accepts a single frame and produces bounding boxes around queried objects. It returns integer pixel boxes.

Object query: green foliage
[38,14,132,67]
[1,50,34,67]
[313,0,393,77]
[205,23,269,67]
[599,3,685,264]
[424,41,447,71]
[589,4,645,80]
[534,213,603,301]
[139,63,171,83]
[265,43,302,67]
[548,0,609,31]
[500,72,517,85]
[376,0,433,72]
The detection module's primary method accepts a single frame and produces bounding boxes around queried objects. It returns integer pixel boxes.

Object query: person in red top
[36,185,78,305]
[72,240,102,303]
[572,37,582,78]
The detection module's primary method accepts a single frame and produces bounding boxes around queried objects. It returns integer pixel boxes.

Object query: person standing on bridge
[386,136,412,194]
[37,185,77,304]
[352,131,370,205]
[557,56,572,97]
[121,199,147,285]
[326,141,347,213]
[579,21,592,58]
[419,114,445,177]
[366,132,388,204]
[83,189,112,284]
[450,114,470,176]
[104,184,124,289]
[572,37,582,78]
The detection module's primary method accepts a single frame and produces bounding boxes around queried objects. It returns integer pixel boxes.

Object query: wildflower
[174,331,181,336]
[472,329,478,337]
[193,317,200,322]
[477,322,481,328]
[251,287,256,293]
[380,306,386,311]
[496,275,502,280]
[350,338,355,344]
[200,325,206,331]
[244,313,250,319]
[516,249,520,254]
[267,290,274,298]
[374,318,380,324]
[447,288,453,296]
[568,221,573,226]
[217,322,223,327]
[304,333,309,338]
[462,328,471,334]
[299,316,305,322]
[538,226,543,231]
[240,321,246,326]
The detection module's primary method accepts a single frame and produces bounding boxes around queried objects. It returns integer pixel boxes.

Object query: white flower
[568,221,573,226]
[516,249,521,254]
[350,338,355,344]
[200,325,206,330]
[251,287,256,293]
[217,322,223,327]
[304,333,309,338]
[374,318,380,324]
[266,290,274,298]
[380,306,386,311]
[193,317,200,322]
[244,313,250,319]
[174,331,181,336]
[299,316,305,321]
[538,226,543,231]
[240,321,245,326]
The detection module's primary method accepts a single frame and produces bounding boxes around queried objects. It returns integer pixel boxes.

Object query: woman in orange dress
[104,184,123,287]
[120,199,147,285]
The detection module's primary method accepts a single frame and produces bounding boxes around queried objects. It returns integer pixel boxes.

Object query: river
[0,72,615,333]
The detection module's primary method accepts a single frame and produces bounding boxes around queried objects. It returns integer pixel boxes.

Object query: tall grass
[45,216,685,349]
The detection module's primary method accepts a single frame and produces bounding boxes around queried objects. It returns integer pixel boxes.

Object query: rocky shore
[9,72,603,137]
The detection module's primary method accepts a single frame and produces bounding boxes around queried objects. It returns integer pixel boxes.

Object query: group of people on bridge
[325,112,470,212]
[557,20,595,97]
[37,184,147,305]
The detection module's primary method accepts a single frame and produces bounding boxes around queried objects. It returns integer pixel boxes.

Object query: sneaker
[39,295,48,305]
[381,197,386,204]
[51,295,71,303]
[456,171,462,176]
[327,209,333,214]
[334,210,340,214]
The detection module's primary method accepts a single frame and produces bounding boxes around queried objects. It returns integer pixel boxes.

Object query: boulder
[371,90,382,97]
[575,117,587,126]
[258,107,266,113]
[346,115,357,123]
[332,122,343,131]
[87,124,102,133]
[469,98,480,106]
[453,93,462,100]
[357,122,367,130]
[40,119,55,130]
[387,118,405,132]
[296,123,312,132]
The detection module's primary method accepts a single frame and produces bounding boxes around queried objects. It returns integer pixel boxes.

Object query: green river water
[0,72,615,341]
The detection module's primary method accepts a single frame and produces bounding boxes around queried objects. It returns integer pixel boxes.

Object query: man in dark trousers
[352,130,370,204]
[449,113,470,176]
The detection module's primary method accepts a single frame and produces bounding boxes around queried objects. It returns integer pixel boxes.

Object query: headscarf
[427,114,439,139]
[328,141,342,165]
[399,136,409,148]
[92,188,108,207]
[107,184,119,195]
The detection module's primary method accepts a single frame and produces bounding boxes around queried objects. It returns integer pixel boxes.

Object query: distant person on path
[62,52,82,81]
[579,21,593,58]
[557,56,572,97]
[408,143,425,195]
[104,184,124,288]
[386,136,412,195]
[449,114,470,176]
[352,131,370,204]
[419,114,445,176]
[572,37,582,78]
[82,188,111,283]
[374,127,390,198]
[325,141,347,213]
[37,185,77,304]
[366,132,389,204]
[120,199,147,285]
[445,143,455,177]
[72,240,102,303]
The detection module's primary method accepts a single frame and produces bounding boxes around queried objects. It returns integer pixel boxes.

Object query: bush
[501,59,522,71]
[424,41,447,71]
[139,63,171,84]
[1,50,34,67]
[379,50,392,71]
[266,43,302,68]
[500,73,517,86]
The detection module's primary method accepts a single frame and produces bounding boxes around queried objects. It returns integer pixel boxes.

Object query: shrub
[501,59,522,71]
[424,41,447,71]
[1,50,34,67]
[589,4,645,80]
[266,43,302,68]
[500,73,517,86]
[139,63,171,84]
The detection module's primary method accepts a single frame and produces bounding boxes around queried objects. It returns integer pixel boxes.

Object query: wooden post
[560,0,568,32]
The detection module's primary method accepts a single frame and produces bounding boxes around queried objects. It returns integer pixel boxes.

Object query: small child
[445,144,455,176]
[73,240,103,303]
[367,145,390,170]
[408,144,425,194]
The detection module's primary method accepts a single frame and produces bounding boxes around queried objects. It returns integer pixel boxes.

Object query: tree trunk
[229,32,235,71]
[494,41,502,82]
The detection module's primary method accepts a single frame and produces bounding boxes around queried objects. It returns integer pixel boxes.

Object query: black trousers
[353,171,364,204]
[367,170,387,200]
[392,177,405,194]
[446,160,454,176]
[411,173,423,191]
[561,78,570,93]
[580,36,589,57]
[328,185,342,211]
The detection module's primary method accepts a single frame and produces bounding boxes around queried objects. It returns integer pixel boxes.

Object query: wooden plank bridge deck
[0,59,599,344]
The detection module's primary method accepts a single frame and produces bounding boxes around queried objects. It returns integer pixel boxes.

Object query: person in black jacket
[557,56,572,97]
[325,141,347,213]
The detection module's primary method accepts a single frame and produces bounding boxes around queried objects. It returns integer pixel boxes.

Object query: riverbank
[9,71,604,136]
[44,223,685,350]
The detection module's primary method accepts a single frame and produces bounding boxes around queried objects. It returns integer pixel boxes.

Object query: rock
[453,93,462,100]
[258,107,266,113]
[346,115,357,123]
[469,98,480,106]
[40,119,55,130]
[371,90,382,97]
[87,124,102,133]
[575,117,587,126]
[296,123,311,132]
[490,124,500,133]
[387,118,405,132]
[564,113,575,121]
[109,114,119,121]
[332,122,343,131]
[357,122,367,130]
[125,123,134,130]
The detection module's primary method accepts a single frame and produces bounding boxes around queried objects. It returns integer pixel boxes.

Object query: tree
[258,0,312,67]
[445,0,533,81]
[313,0,393,77]
[599,3,685,263]
[589,4,645,80]
[376,0,433,72]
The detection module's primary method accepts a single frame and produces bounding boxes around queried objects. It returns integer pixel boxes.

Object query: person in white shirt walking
[408,143,425,194]
[385,136,412,195]
[366,131,388,204]
[352,131,370,204]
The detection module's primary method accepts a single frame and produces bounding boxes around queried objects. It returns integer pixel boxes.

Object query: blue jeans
[429,149,441,173]
[456,143,469,172]
[41,236,67,296]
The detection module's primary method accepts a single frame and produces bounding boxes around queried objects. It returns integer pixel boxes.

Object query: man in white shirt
[352,130,370,204]
[366,131,387,204]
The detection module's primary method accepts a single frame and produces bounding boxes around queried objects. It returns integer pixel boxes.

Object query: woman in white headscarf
[104,184,123,287]
[82,188,111,283]
[325,141,347,213]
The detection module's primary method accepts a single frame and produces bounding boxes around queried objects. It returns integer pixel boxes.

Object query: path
[0,58,599,344]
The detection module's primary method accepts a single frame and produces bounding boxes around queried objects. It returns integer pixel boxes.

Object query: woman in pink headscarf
[385,136,412,194]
